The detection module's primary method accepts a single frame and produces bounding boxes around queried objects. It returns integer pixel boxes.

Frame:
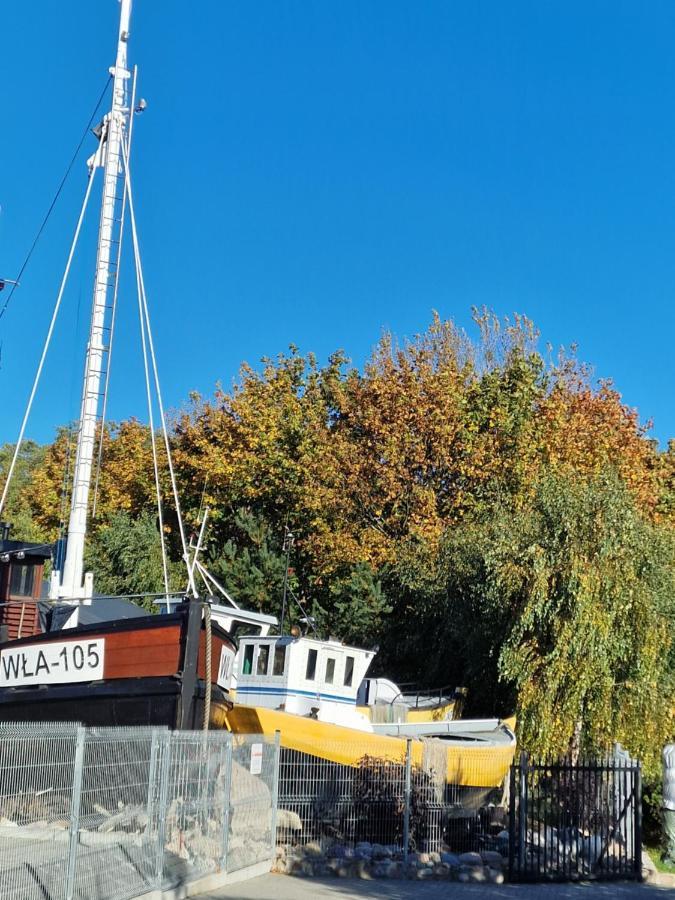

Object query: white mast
[52,0,133,602]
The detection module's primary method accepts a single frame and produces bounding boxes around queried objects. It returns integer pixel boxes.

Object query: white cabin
[157,598,278,640]
[235,634,376,731]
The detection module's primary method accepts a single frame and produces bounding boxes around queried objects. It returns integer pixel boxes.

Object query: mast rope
[0,171,98,517]
[0,77,111,327]
[120,138,198,599]
[119,136,170,601]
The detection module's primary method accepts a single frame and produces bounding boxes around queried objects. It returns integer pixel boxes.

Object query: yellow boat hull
[221,705,515,790]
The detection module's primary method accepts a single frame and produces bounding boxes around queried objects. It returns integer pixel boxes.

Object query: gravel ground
[198,873,674,900]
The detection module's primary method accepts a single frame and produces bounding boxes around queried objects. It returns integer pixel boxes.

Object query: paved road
[199,873,674,900]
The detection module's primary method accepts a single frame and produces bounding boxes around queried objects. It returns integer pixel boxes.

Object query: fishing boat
[217,631,516,792]
[0,0,236,729]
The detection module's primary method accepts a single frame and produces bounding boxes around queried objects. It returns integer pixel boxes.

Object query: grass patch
[645,845,675,875]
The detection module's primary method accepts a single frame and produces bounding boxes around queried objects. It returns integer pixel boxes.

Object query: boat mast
[52,0,133,602]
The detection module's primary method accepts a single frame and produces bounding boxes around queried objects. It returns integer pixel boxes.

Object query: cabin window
[10,564,34,598]
[344,655,355,687]
[229,620,262,639]
[325,657,336,684]
[273,645,286,676]
[306,648,317,681]
[242,644,254,675]
[257,644,270,676]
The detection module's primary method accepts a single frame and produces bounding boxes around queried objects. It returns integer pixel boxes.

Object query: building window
[325,657,336,684]
[257,644,270,676]
[10,564,34,598]
[273,645,286,676]
[242,644,254,675]
[344,655,355,687]
[306,648,317,681]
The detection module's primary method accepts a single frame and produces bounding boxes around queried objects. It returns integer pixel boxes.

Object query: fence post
[146,728,160,827]
[65,726,86,900]
[154,730,172,890]
[403,738,412,866]
[634,761,643,881]
[269,731,281,857]
[518,751,528,876]
[220,733,234,873]
[508,759,517,880]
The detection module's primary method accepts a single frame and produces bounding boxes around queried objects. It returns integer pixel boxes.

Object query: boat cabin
[0,531,52,641]
[157,597,278,640]
[235,634,375,729]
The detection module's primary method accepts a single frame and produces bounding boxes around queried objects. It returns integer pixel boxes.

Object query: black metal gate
[508,752,642,882]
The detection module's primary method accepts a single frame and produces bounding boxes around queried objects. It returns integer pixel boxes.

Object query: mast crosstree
[52,0,133,602]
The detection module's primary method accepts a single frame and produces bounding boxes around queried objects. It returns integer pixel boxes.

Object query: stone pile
[273,840,507,882]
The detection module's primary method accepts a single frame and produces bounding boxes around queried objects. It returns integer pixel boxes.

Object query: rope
[119,136,170,601]
[0,78,111,326]
[120,138,197,598]
[203,601,212,732]
[0,172,98,517]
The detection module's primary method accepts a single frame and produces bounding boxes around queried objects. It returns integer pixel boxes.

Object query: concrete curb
[132,859,272,900]
[644,870,675,888]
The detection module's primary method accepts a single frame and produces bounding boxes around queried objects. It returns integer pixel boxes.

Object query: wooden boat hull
[0,604,236,730]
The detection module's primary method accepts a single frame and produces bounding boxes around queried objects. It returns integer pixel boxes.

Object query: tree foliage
[3,310,673,770]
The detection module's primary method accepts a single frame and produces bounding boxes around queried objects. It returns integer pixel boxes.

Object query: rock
[459,851,483,866]
[276,809,303,832]
[642,850,658,876]
[481,850,504,867]
[460,864,486,883]
[440,851,460,867]
[488,867,504,884]
[416,866,434,879]
[355,859,373,879]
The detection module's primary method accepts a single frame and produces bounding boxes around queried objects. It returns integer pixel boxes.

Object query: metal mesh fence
[276,740,508,858]
[0,724,279,900]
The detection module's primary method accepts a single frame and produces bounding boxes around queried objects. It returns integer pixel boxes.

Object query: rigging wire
[0,77,111,327]
[120,138,198,599]
[56,280,84,547]
[0,170,98,518]
[120,134,170,603]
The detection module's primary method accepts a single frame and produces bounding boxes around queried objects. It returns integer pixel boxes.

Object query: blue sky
[1,1,674,447]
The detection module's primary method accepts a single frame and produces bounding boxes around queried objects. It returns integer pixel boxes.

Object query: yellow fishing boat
[214,632,516,792]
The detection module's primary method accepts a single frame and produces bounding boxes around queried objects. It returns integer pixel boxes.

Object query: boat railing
[396,683,467,710]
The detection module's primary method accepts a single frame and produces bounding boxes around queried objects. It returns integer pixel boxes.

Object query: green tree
[0,440,48,542]
[386,468,674,774]
[85,512,183,609]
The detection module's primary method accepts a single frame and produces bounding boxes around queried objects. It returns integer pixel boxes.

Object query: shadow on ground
[205,874,674,900]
